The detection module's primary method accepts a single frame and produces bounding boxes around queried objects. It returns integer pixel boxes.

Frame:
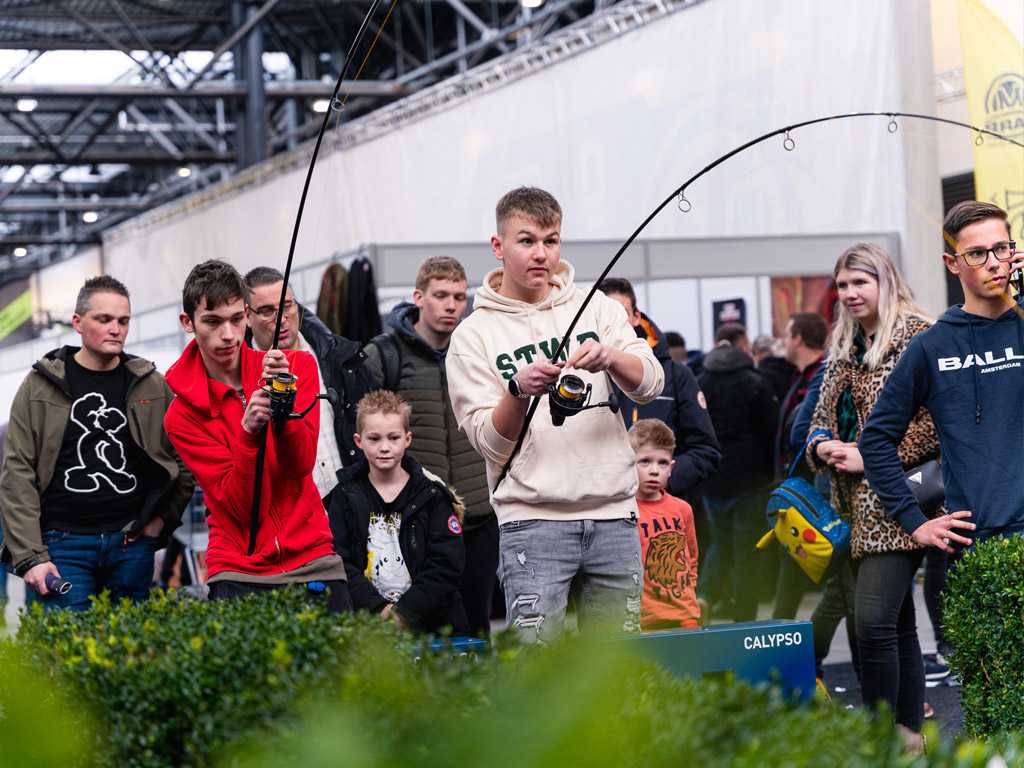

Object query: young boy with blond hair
[629,419,700,629]
[327,390,469,634]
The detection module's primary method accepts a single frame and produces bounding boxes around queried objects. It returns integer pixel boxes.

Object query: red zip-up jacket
[164,340,336,578]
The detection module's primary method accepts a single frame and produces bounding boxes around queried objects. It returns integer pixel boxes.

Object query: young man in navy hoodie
[861,201,1024,551]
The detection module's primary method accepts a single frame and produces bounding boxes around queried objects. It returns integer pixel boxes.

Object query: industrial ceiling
[0,0,621,274]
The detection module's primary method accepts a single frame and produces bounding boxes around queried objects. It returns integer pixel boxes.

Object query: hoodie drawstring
[966,314,981,424]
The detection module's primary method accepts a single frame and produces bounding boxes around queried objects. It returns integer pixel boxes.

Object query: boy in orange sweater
[629,419,700,629]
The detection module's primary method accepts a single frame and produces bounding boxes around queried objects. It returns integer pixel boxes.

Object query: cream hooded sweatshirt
[447,260,664,525]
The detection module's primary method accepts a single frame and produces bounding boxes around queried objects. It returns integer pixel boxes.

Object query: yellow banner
[0,289,32,341]
[956,0,1024,239]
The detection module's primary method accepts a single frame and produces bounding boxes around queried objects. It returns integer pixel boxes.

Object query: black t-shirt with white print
[41,356,151,533]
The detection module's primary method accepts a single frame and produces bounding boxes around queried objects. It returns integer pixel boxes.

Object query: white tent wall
[2,0,950,421]
[93,0,941,308]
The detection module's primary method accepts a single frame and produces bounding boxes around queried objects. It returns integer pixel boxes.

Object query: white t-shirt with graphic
[365,512,411,603]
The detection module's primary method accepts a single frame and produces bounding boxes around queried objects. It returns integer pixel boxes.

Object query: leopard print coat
[806,318,945,557]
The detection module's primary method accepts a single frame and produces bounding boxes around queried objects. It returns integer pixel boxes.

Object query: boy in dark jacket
[597,277,721,500]
[329,390,468,634]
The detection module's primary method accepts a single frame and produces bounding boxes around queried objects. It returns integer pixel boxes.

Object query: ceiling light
[16,98,38,112]
[82,211,98,223]
[13,247,27,257]
[521,0,543,7]
[177,166,192,178]
[312,99,330,113]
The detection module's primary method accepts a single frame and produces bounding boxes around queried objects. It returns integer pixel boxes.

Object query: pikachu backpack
[757,449,851,583]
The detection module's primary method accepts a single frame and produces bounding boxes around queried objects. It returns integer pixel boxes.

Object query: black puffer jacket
[363,304,493,529]
[614,313,721,498]
[245,306,378,465]
[328,455,469,635]
[697,343,779,497]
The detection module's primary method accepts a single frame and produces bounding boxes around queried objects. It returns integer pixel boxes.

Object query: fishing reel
[261,373,337,434]
[548,373,619,427]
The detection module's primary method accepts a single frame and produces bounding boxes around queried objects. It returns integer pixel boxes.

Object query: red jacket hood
[163,340,338,578]
[165,338,263,417]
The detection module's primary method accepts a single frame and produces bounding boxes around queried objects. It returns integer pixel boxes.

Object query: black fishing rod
[247,0,390,556]
[493,111,1024,491]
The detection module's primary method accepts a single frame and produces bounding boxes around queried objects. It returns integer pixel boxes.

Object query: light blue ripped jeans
[498,517,643,644]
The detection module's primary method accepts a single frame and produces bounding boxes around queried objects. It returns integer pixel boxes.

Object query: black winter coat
[615,314,721,498]
[327,456,469,635]
[244,306,379,465]
[697,344,779,497]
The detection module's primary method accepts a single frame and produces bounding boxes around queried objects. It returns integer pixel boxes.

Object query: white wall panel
[15,0,945,382]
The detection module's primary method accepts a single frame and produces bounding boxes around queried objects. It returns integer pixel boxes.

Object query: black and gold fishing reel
[261,372,336,433]
[548,373,619,426]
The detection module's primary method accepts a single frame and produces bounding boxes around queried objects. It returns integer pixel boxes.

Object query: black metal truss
[0,0,623,268]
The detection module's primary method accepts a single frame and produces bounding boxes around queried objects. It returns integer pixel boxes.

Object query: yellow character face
[757,506,835,584]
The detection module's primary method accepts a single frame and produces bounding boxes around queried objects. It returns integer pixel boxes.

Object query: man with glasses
[244,267,377,499]
[861,201,1024,550]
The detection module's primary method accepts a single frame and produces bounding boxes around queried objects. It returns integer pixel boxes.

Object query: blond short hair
[356,390,412,433]
[628,419,675,454]
[415,255,467,293]
[495,186,562,234]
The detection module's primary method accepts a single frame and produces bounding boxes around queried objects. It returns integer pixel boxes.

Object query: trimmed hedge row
[1,580,1023,768]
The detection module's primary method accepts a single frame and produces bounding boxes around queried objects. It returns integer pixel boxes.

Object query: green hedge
[2,586,1024,767]
[944,533,1024,737]
[10,588,397,768]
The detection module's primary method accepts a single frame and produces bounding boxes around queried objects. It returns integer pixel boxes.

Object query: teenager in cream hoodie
[447,187,663,643]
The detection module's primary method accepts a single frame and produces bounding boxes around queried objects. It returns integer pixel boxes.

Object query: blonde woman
[806,243,941,745]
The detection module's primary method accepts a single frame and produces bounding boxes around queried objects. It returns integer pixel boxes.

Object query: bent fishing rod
[493,110,1024,491]
[247,0,390,556]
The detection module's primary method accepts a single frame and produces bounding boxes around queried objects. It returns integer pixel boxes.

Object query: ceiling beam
[0,232,102,246]
[0,198,151,212]
[0,81,414,99]
[186,0,286,88]
[0,150,235,165]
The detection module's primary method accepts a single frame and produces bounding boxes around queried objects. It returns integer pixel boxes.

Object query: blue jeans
[28,530,160,612]
[853,549,926,731]
[498,518,642,644]
[0,526,8,606]
[701,493,767,622]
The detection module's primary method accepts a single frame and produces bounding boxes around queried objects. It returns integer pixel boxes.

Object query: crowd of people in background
[1,191,1022,749]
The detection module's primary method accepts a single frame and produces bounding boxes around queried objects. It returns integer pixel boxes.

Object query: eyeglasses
[953,241,1016,267]
[250,300,297,321]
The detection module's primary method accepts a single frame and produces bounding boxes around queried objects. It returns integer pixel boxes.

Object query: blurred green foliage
[1,584,1022,768]
[944,533,1024,737]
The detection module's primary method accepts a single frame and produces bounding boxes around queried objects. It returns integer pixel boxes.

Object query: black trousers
[458,515,500,638]
[208,578,353,613]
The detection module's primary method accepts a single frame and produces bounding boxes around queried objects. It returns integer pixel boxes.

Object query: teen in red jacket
[164,260,350,610]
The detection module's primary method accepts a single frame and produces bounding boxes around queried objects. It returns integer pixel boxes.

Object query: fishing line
[493,111,1023,491]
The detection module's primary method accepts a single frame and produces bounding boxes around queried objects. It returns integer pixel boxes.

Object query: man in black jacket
[696,323,778,622]
[244,267,378,497]
[597,278,721,499]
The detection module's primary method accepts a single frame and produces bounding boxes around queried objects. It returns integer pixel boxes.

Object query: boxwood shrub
[3,585,1024,768]
[943,533,1024,737]
[11,587,397,768]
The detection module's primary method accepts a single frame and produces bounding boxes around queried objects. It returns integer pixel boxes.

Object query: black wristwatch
[508,375,530,399]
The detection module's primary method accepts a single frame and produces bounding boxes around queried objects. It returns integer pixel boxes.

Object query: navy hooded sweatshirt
[860,298,1024,542]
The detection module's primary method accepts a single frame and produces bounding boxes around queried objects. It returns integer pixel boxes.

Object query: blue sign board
[616,619,816,700]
